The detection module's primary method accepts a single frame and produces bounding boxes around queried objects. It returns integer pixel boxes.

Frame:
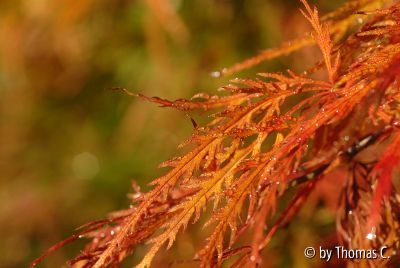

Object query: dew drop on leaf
[132,193,142,199]
[366,232,376,240]
[210,71,221,78]
[348,210,353,215]
[366,227,376,240]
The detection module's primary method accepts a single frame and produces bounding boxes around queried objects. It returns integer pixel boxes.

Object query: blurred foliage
[0,0,344,267]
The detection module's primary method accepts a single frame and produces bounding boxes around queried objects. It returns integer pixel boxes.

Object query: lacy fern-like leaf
[33,0,400,267]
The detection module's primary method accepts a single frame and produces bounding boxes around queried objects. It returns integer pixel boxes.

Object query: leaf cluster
[33,0,400,267]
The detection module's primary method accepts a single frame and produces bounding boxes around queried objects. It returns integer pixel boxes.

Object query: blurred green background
[0,0,343,267]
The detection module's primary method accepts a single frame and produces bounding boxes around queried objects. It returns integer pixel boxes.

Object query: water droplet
[366,232,376,240]
[366,227,376,240]
[348,210,353,215]
[357,17,364,24]
[344,136,350,142]
[210,71,221,78]
[132,193,141,199]
[250,255,256,262]
[78,235,83,238]
[111,230,115,236]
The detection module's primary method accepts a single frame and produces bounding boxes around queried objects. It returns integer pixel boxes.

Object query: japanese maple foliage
[33,0,400,267]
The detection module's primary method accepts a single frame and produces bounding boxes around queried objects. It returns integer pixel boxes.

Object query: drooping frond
[220,0,389,76]
[33,0,400,267]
